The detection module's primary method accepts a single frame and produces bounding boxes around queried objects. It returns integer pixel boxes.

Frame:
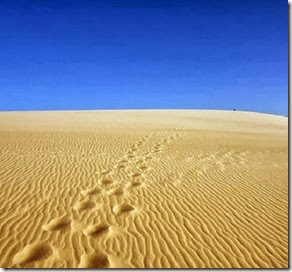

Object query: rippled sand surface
[0,110,288,268]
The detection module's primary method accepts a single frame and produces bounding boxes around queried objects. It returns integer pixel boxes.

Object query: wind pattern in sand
[0,110,288,268]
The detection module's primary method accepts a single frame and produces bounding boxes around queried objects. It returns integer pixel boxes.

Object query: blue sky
[0,0,288,115]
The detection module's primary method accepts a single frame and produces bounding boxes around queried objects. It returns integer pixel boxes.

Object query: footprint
[108,187,124,196]
[74,200,95,211]
[113,203,134,215]
[78,252,110,268]
[126,182,142,188]
[13,243,52,265]
[81,187,101,196]
[42,216,71,231]
[99,179,114,186]
[131,172,141,178]
[135,159,144,164]
[83,223,109,237]
[116,164,126,169]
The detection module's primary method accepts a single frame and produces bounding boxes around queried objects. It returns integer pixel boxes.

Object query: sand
[0,110,288,268]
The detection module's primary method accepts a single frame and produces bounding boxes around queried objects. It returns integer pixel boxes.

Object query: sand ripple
[0,110,287,268]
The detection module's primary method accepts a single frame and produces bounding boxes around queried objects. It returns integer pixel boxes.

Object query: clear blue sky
[0,0,288,115]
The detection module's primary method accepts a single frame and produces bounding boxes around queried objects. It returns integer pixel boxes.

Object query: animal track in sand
[78,252,110,268]
[42,216,71,231]
[74,200,95,211]
[81,187,101,196]
[83,223,109,237]
[113,203,134,215]
[13,243,52,265]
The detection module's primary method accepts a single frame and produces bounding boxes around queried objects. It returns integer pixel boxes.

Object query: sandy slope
[0,110,288,268]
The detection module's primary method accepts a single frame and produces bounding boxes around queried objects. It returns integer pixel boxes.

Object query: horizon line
[0,108,287,118]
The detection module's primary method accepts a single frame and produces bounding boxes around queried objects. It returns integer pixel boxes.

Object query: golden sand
[0,110,288,268]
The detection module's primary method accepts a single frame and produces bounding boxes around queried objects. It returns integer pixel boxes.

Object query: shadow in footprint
[113,203,134,215]
[135,159,144,164]
[116,164,126,169]
[74,200,95,211]
[13,243,53,265]
[78,252,110,268]
[81,187,101,196]
[83,223,109,237]
[108,187,124,196]
[126,182,142,189]
[99,179,114,186]
[42,216,71,232]
[131,172,141,178]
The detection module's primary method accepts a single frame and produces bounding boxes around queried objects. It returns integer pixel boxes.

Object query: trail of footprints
[12,128,186,268]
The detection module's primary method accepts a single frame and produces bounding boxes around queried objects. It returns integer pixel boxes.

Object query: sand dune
[0,110,288,268]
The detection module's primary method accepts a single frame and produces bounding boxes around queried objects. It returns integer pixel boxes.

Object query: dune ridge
[0,110,288,268]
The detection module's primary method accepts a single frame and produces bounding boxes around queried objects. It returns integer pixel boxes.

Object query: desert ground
[0,110,288,268]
